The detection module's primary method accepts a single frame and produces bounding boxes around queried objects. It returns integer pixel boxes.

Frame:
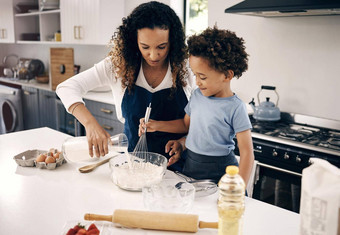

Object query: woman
[56,1,194,171]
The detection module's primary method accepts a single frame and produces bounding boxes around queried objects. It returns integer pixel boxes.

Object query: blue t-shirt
[185,88,252,156]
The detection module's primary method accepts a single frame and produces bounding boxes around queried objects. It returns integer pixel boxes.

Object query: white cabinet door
[0,0,15,43]
[97,0,124,45]
[61,0,124,45]
[60,0,79,44]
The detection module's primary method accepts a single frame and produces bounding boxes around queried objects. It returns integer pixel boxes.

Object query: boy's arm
[235,129,254,187]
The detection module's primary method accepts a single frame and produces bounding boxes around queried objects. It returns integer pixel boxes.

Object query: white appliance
[0,85,24,134]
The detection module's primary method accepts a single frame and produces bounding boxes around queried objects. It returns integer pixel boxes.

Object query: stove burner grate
[328,138,340,148]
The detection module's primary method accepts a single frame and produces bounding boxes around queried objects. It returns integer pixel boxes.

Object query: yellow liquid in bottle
[218,206,244,235]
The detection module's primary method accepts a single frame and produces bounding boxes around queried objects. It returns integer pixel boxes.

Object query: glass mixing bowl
[109,152,167,191]
[142,179,195,213]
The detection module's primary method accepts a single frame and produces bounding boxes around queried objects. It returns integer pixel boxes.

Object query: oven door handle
[257,162,302,177]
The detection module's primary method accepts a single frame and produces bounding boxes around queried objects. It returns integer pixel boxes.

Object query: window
[184,0,208,36]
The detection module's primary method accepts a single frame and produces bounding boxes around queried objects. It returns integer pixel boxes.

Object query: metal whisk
[131,103,152,166]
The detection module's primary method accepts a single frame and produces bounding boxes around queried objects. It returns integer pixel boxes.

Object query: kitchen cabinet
[15,84,59,131]
[56,98,76,136]
[0,0,15,43]
[21,86,40,129]
[84,99,124,136]
[38,89,57,129]
[60,0,124,45]
[13,0,61,43]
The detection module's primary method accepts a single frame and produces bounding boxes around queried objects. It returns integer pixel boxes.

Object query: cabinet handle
[100,108,113,114]
[78,26,82,39]
[102,125,113,131]
[73,26,77,39]
[0,29,5,39]
[44,94,54,99]
[24,90,32,95]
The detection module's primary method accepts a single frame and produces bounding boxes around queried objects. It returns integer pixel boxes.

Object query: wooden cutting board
[50,48,74,90]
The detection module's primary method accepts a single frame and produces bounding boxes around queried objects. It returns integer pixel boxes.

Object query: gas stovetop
[249,113,340,156]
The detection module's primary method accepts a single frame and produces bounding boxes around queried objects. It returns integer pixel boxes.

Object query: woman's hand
[165,139,184,166]
[85,120,111,158]
[138,118,158,136]
[68,102,111,158]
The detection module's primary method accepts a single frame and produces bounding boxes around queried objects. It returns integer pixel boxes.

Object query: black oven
[234,113,340,213]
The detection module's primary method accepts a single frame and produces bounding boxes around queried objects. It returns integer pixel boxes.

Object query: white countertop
[0,77,115,104]
[0,128,300,235]
[0,76,51,90]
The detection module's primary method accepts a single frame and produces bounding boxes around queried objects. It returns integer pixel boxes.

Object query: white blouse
[56,57,196,123]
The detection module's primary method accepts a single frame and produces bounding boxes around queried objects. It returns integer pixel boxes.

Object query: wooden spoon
[78,154,119,173]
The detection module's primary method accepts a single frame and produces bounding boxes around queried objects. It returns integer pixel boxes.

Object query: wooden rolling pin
[84,209,218,233]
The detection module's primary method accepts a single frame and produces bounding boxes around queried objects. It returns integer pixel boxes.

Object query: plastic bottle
[218,165,245,235]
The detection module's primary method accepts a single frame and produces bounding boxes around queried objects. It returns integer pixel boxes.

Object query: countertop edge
[0,77,115,105]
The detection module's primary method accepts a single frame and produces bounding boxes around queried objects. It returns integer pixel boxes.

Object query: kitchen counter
[0,76,50,91]
[0,77,115,104]
[0,128,300,235]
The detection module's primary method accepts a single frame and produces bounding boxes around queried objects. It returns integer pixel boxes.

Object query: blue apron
[121,85,188,171]
[182,149,239,184]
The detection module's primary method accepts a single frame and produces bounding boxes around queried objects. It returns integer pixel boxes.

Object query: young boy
[140,26,254,185]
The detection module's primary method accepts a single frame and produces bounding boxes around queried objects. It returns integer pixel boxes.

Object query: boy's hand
[165,140,184,166]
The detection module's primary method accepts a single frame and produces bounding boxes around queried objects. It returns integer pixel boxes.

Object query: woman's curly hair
[109,1,188,92]
[187,26,248,78]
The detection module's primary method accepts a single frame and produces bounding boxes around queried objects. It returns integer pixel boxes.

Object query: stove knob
[295,156,301,163]
[272,150,278,157]
[284,152,290,160]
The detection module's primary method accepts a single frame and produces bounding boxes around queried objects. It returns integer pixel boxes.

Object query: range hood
[225,0,340,17]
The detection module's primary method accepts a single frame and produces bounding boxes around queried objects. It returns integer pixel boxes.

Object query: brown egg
[45,156,56,164]
[36,154,47,162]
[54,152,60,159]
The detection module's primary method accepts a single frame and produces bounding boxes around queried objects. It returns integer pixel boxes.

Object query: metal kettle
[249,85,281,121]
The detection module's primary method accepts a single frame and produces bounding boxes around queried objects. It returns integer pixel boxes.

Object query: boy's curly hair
[187,26,248,78]
[109,1,188,92]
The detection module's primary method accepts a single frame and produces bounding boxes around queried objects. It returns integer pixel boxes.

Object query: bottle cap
[226,165,239,175]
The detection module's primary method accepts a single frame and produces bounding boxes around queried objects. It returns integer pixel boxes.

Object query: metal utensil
[131,103,151,167]
[78,154,119,173]
[174,171,218,197]
[190,180,218,197]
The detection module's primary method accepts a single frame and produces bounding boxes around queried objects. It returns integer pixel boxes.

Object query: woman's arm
[56,58,113,112]
[56,58,116,157]
[235,129,254,187]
